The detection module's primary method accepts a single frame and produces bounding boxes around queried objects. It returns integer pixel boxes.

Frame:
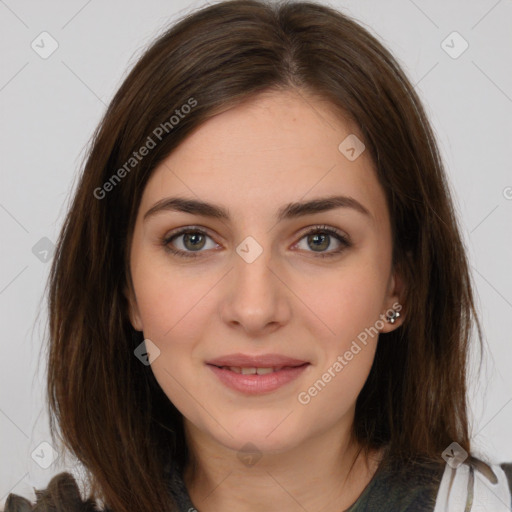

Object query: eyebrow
[143,195,372,223]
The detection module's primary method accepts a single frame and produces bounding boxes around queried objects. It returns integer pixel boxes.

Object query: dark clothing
[4,458,512,511]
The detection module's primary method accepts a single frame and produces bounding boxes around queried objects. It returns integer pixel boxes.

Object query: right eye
[161,227,219,258]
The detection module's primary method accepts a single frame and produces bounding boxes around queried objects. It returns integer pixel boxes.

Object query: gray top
[4,458,512,511]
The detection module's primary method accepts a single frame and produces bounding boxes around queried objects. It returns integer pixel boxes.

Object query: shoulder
[352,455,512,512]
[432,457,512,511]
[348,456,446,511]
[2,472,105,512]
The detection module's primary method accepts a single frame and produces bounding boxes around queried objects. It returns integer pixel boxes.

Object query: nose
[220,240,291,337]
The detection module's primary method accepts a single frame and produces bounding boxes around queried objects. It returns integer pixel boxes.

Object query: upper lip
[206,353,309,368]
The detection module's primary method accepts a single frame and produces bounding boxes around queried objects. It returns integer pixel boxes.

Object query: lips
[206,353,309,368]
[205,353,310,394]
[219,366,287,375]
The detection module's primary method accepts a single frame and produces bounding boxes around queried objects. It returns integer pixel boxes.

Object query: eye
[161,227,218,258]
[293,225,351,258]
[160,224,351,259]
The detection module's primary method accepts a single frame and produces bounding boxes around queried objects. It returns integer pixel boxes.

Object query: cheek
[299,261,388,346]
[296,271,384,416]
[131,252,216,341]
[132,263,213,418]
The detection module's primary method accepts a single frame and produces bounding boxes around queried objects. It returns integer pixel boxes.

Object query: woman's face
[127,89,404,454]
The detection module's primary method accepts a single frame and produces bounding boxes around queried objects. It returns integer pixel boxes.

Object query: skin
[126,89,405,512]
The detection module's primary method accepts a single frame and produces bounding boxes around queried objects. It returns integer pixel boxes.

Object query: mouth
[206,357,310,395]
[206,353,309,368]
[210,364,308,375]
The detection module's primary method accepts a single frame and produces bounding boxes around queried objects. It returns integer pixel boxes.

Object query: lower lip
[207,363,310,395]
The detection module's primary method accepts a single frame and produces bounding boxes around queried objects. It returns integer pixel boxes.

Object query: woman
[4,0,511,511]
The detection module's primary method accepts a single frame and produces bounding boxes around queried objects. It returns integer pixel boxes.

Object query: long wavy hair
[43,0,483,510]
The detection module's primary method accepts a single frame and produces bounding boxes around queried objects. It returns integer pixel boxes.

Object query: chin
[210,413,307,454]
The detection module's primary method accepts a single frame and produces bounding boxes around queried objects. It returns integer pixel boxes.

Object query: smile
[207,363,310,394]
[219,366,291,375]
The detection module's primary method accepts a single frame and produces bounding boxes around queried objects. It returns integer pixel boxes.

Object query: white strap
[433,461,512,511]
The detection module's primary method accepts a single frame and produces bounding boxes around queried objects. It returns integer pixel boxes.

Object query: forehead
[139,90,387,226]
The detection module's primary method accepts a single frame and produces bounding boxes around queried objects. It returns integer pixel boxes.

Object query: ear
[379,265,406,334]
[124,281,143,332]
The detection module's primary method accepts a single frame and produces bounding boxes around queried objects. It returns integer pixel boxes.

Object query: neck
[182,420,383,512]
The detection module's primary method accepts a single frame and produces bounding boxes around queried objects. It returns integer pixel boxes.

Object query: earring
[386,309,401,324]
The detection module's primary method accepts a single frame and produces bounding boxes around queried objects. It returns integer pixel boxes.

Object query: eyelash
[160,224,352,259]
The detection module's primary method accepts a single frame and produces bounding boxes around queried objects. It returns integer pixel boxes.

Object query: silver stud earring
[386,310,401,324]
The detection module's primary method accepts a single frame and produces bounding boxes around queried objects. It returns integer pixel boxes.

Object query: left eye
[161,225,351,259]
[293,227,350,257]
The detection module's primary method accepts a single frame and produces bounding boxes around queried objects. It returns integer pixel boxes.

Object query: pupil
[184,233,205,250]
[309,234,328,251]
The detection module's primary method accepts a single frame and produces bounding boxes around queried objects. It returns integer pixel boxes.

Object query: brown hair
[44,0,483,510]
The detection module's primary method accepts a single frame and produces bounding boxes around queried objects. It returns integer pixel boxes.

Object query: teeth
[256,367,274,375]
[223,366,283,374]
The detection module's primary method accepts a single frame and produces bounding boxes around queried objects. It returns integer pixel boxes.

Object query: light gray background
[1,0,511,506]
